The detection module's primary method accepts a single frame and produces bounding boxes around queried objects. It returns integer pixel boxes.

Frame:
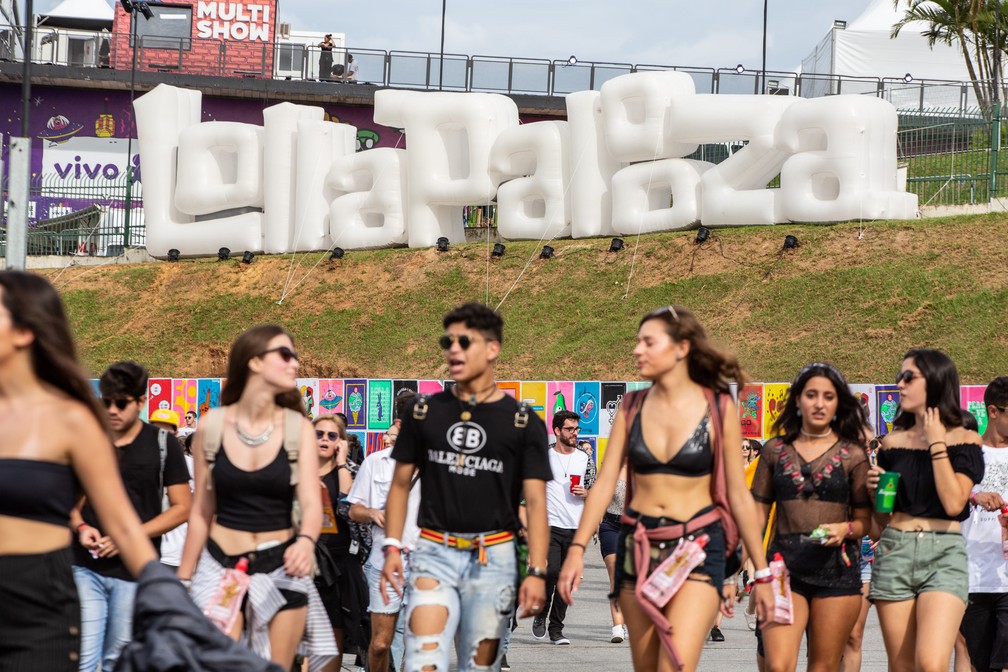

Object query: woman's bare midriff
[628,472,713,521]
[887,512,961,533]
[210,522,295,555]
[0,515,71,554]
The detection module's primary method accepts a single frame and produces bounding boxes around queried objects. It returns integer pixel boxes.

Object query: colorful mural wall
[130,377,992,463]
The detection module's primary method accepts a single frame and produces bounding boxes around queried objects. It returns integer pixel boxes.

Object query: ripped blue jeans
[404,535,517,672]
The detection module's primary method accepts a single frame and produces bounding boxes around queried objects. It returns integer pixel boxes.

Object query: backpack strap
[283,407,302,488]
[703,387,740,560]
[618,388,650,515]
[201,408,226,491]
[514,400,530,429]
[412,395,429,421]
[157,428,168,495]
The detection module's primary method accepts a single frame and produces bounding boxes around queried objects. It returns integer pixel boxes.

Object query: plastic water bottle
[204,557,250,634]
[770,552,793,625]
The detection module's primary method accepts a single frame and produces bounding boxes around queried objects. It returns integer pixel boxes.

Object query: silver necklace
[235,420,274,446]
[800,427,833,439]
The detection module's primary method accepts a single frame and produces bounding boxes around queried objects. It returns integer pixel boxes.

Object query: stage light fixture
[540,245,554,259]
[241,251,254,264]
[136,1,154,20]
[436,237,450,252]
[166,248,180,261]
[834,19,847,29]
[608,238,625,253]
[491,243,506,257]
[567,55,578,66]
[694,226,710,244]
[735,64,745,74]
[330,247,345,260]
[903,72,913,83]
[783,235,799,250]
[119,0,133,12]
[217,247,230,261]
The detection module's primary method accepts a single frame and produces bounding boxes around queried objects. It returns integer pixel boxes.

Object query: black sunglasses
[259,346,299,363]
[867,438,882,451]
[101,397,136,410]
[316,430,340,442]
[439,334,481,350]
[895,370,922,385]
[645,305,679,321]
[800,464,814,497]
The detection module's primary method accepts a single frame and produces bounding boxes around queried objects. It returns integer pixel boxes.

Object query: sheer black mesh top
[751,438,870,536]
[876,444,984,521]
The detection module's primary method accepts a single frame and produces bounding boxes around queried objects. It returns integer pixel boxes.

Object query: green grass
[50,214,1008,384]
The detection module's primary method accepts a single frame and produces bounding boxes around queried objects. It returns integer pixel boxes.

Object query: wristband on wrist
[752,567,772,581]
[753,575,774,584]
[970,492,978,507]
[296,533,317,545]
[382,545,401,555]
[526,566,546,579]
[569,542,587,552]
[75,523,89,533]
[847,521,854,538]
[381,538,403,550]
[928,441,947,451]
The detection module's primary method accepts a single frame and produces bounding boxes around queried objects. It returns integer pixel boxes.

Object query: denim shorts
[364,554,408,615]
[404,534,516,672]
[869,527,968,604]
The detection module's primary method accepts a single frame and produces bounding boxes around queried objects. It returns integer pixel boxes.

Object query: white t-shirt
[346,447,420,568]
[962,445,1008,593]
[159,453,194,567]
[545,447,589,530]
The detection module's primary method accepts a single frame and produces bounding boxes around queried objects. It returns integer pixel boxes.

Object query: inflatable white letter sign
[134,73,917,257]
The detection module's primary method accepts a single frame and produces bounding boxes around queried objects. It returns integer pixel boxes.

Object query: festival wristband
[526,566,546,579]
[381,538,403,550]
[752,567,772,581]
[569,542,587,552]
[752,575,774,584]
[970,492,978,507]
[928,441,947,452]
[75,523,89,533]
[296,534,317,545]
[847,521,854,538]
[382,546,401,555]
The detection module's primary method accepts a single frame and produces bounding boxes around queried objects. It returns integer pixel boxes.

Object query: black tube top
[0,458,77,526]
[627,410,713,476]
[213,445,294,532]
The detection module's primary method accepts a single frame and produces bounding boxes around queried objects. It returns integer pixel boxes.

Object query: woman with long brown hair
[178,324,337,670]
[0,271,158,671]
[557,305,773,672]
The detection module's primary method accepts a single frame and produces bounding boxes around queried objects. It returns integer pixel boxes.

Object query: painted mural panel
[498,381,521,400]
[762,383,790,439]
[599,382,626,439]
[148,378,172,418]
[418,380,444,396]
[849,384,876,433]
[368,380,393,431]
[546,381,574,431]
[345,379,367,429]
[196,378,221,418]
[875,385,900,437]
[521,382,547,420]
[961,385,988,435]
[318,379,344,416]
[738,383,763,439]
[172,378,198,418]
[574,382,601,437]
[297,378,320,420]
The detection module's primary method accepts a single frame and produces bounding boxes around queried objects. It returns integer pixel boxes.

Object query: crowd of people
[1,268,1006,672]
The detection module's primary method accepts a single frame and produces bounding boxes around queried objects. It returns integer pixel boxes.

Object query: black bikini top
[627,410,713,476]
[0,458,78,526]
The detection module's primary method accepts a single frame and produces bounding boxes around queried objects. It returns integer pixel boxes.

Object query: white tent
[801,0,977,106]
[39,0,113,29]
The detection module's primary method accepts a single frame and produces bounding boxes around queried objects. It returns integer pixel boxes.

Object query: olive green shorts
[868,526,968,604]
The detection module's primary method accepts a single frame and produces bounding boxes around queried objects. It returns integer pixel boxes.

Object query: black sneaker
[710,626,725,642]
[532,613,547,640]
[500,654,511,671]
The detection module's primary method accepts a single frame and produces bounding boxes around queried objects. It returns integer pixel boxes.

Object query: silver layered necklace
[236,418,274,446]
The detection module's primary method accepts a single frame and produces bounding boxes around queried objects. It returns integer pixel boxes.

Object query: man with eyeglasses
[69,361,191,672]
[960,376,1008,672]
[530,409,590,645]
[380,302,551,672]
[347,419,420,672]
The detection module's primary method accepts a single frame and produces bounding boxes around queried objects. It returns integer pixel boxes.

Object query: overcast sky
[37,0,875,73]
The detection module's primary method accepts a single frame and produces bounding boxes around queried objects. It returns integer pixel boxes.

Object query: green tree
[892,0,1008,117]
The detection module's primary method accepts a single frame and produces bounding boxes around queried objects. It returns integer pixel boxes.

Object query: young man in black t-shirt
[380,302,551,672]
[69,361,190,672]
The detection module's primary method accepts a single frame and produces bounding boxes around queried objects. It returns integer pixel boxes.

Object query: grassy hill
[44,214,1008,384]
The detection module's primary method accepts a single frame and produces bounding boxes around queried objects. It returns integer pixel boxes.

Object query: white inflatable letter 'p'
[374,90,519,248]
[327,148,408,248]
[489,121,571,240]
[135,85,262,257]
[600,71,699,162]
[776,96,918,222]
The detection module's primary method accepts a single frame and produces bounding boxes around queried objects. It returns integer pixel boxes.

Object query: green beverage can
[875,472,900,513]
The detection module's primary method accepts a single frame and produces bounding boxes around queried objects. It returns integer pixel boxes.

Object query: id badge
[349,540,360,555]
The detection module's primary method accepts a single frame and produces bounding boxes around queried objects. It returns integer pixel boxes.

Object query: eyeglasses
[991,405,1007,413]
[895,370,923,385]
[316,430,340,442]
[259,346,299,363]
[561,426,580,433]
[101,397,136,410]
[438,334,483,350]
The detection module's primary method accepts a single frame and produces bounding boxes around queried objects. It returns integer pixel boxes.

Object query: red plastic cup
[570,475,581,493]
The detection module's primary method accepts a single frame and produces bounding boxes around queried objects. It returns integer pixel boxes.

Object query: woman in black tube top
[866,349,984,672]
[0,271,158,672]
[178,324,337,670]
[557,305,773,672]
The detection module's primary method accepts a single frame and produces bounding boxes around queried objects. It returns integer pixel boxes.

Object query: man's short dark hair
[552,409,580,432]
[99,360,148,399]
[442,302,504,344]
[984,376,1008,409]
[395,389,418,420]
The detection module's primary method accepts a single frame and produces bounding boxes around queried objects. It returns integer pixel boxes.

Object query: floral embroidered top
[750,438,871,536]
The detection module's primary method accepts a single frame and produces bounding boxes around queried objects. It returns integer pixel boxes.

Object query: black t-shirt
[73,423,189,580]
[320,469,352,556]
[392,391,552,534]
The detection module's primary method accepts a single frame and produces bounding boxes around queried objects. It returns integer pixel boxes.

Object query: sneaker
[500,654,511,671]
[610,625,624,644]
[551,635,571,645]
[744,610,757,631]
[532,613,547,640]
[623,625,629,641]
[710,626,725,642]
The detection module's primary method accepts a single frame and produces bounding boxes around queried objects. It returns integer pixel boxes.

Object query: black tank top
[627,411,713,476]
[0,458,77,526]
[213,445,293,532]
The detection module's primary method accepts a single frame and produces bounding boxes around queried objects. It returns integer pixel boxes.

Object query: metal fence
[0,174,143,257]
